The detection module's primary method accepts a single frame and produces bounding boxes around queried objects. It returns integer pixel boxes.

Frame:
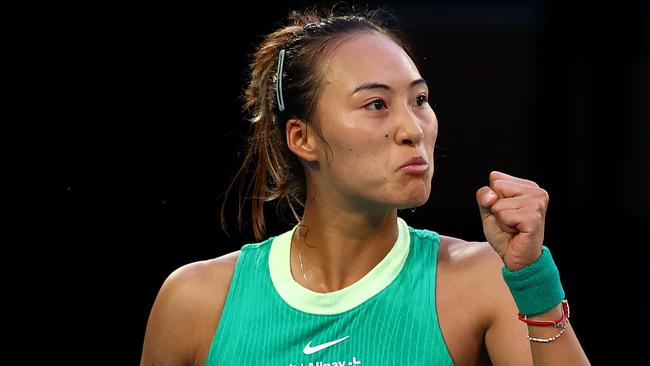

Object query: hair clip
[275,49,286,112]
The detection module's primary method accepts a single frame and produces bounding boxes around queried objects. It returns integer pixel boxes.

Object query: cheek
[328,132,389,171]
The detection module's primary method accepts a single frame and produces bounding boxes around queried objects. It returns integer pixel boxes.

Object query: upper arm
[437,237,532,365]
[478,246,534,366]
[140,251,240,366]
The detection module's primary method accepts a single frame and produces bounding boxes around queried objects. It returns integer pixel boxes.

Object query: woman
[141,8,590,365]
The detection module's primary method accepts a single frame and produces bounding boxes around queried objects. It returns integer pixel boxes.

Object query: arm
[140,253,239,366]
[525,303,589,364]
[140,265,198,366]
[477,171,590,365]
[481,249,589,365]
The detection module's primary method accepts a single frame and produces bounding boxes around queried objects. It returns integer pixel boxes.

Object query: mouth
[398,156,429,174]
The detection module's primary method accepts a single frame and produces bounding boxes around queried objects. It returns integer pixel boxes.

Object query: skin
[141,32,590,365]
[284,32,436,293]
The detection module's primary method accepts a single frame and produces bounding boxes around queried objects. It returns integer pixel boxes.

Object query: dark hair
[220,6,414,241]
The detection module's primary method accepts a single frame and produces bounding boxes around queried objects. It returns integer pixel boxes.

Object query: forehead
[320,32,421,91]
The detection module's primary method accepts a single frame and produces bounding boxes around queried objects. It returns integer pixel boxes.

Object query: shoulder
[437,235,503,271]
[141,250,241,366]
[436,235,512,323]
[167,250,241,286]
[435,235,531,363]
[162,250,242,315]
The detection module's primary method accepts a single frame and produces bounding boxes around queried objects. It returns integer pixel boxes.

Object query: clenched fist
[476,171,549,271]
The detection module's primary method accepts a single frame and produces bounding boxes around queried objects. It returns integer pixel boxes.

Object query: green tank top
[204,217,453,365]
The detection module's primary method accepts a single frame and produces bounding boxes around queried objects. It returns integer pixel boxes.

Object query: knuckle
[491,179,504,191]
[538,189,549,208]
[491,200,504,213]
[540,188,550,202]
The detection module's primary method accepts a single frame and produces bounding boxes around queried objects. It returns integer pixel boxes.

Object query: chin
[397,200,428,210]
[396,191,430,209]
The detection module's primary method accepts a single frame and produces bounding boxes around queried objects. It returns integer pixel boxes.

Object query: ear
[285,118,319,162]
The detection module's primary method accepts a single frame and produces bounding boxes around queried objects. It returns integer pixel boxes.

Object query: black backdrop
[55,0,648,364]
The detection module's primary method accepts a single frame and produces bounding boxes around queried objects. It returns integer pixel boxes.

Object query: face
[308,31,438,212]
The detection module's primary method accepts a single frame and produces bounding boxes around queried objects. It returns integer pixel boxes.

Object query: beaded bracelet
[520,300,570,343]
[526,321,568,343]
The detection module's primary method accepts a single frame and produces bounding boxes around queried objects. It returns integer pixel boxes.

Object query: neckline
[268,217,411,315]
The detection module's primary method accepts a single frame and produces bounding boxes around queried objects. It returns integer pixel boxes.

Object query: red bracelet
[518,300,569,327]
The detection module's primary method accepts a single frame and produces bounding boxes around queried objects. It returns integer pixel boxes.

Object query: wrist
[505,247,543,271]
[502,246,565,315]
[526,302,563,321]
[521,301,571,343]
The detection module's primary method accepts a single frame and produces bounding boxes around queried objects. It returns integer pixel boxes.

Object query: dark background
[52,0,647,364]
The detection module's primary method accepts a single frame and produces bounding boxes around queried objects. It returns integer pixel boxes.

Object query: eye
[414,95,428,107]
[365,99,386,110]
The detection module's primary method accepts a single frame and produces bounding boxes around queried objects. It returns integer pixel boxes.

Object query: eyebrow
[351,78,427,95]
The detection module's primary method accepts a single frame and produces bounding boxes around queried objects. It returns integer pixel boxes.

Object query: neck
[291,190,399,293]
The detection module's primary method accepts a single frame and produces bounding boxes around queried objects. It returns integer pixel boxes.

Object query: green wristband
[502,246,565,316]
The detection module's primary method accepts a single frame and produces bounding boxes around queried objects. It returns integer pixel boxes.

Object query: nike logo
[303,335,350,355]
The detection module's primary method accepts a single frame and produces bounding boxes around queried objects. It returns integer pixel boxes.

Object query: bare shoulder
[437,235,503,271]
[140,250,241,366]
[436,235,511,332]
[167,250,241,287]
[436,236,531,365]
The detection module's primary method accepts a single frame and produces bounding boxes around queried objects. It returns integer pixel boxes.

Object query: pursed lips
[398,155,429,174]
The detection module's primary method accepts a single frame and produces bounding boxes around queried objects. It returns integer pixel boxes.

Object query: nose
[395,108,424,146]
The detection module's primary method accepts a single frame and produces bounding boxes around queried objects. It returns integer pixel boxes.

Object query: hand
[476,171,549,271]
